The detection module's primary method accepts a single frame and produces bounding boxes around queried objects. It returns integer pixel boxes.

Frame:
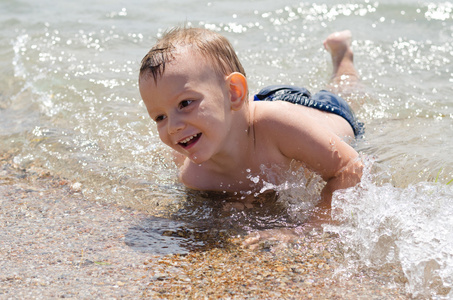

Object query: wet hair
[139,27,246,84]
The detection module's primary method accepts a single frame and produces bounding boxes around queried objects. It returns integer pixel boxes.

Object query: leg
[324,31,362,99]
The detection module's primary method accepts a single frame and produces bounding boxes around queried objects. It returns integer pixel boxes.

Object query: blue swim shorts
[254,85,363,137]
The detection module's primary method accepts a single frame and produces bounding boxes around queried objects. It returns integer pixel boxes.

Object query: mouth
[177,133,201,149]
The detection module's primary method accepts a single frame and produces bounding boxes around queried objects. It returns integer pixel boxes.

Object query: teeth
[179,134,198,144]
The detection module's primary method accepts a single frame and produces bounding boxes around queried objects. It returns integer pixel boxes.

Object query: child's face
[139,48,234,164]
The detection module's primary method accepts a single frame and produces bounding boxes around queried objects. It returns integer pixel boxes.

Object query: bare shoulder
[252,101,317,136]
[252,100,354,139]
[178,159,223,191]
[178,160,206,190]
[251,101,359,180]
[251,100,319,161]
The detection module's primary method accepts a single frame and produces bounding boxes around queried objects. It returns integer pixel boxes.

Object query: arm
[262,102,363,213]
[308,140,362,225]
[319,154,362,209]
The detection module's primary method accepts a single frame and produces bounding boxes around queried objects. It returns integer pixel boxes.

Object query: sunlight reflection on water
[1,0,453,297]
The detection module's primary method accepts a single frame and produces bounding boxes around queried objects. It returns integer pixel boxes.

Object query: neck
[203,102,256,173]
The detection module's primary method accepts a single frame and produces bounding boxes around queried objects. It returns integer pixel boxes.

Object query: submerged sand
[0,153,409,299]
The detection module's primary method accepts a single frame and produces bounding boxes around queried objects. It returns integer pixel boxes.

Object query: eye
[154,115,166,122]
[178,100,193,109]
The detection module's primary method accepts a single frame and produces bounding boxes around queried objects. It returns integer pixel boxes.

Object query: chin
[189,156,205,165]
[188,152,211,165]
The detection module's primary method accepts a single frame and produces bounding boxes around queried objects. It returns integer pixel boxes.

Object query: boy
[139,28,363,215]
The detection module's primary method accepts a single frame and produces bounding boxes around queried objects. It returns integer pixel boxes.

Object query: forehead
[142,46,220,87]
[139,47,225,108]
[166,46,219,80]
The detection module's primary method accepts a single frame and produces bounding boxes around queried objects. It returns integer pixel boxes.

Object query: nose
[167,115,185,135]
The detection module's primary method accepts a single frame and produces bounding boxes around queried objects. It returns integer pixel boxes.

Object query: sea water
[1,0,453,297]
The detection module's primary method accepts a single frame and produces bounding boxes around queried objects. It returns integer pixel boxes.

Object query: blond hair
[139,27,246,83]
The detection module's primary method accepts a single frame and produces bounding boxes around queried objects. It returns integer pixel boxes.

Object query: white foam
[326,157,453,298]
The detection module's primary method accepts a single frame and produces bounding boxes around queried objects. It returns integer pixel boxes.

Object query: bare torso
[179,100,354,193]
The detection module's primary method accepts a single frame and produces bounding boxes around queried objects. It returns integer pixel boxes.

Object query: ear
[226,72,248,111]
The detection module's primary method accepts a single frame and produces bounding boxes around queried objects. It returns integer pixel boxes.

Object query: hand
[241,227,305,251]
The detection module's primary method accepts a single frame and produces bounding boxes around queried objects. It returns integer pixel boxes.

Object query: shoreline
[0,154,409,299]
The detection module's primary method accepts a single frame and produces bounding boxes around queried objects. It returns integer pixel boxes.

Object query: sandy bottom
[0,152,410,299]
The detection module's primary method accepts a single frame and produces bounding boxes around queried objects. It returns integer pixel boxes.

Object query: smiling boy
[139,28,363,212]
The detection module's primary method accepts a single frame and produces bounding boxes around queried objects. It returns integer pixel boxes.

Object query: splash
[326,157,453,298]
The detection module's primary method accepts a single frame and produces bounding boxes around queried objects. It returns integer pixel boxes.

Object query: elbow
[348,158,363,186]
[340,157,363,187]
[324,157,363,191]
[339,157,363,188]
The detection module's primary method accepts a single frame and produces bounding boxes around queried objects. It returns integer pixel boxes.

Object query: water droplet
[248,175,260,184]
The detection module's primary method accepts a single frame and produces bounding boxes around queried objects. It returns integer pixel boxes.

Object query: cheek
[157,127,172,146]
[198,101,227,126]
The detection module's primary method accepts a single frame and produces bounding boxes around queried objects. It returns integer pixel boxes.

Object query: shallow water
[1,0,453,298]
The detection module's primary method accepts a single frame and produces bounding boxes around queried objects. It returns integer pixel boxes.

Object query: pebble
[0,155,411,299]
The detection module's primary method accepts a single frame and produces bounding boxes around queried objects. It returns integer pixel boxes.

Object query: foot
[323,30,356,79]
[324,30,352,58]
